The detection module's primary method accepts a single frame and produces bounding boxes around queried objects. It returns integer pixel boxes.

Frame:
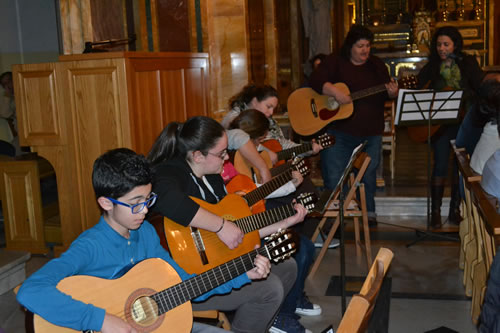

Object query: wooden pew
[452,139,481,297]
[469,181,499,323]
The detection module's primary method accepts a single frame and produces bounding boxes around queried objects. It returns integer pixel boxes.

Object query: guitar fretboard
[277,143,313,161]
[151,247,265,314]
[234,202,296,233]
[243,169,293,207]
[350,83,387,101]
[270,161,293,177]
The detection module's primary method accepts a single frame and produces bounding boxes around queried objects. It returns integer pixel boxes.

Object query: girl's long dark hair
[229,84,278,110]
[147,116,225,165]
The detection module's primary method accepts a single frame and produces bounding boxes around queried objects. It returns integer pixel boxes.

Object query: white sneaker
[295,293,322,316]
[314,235,340,249]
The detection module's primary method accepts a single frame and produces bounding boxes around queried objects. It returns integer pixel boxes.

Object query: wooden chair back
[337,247,394,333]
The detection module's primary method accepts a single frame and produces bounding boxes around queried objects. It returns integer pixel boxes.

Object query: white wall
[0,0,60,73]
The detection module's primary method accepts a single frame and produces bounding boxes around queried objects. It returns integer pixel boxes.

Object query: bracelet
[215,218,225,233]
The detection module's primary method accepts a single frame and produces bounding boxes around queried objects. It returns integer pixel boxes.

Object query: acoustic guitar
[164,192,315,274]
[261,133,335,167]
[227,156,308,213]
[287,76,418,136]
[234,149,309,183]
[32,230,298,333]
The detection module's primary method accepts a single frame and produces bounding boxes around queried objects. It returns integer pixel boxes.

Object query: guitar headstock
[316,133,335,149]
[291,157,309,176]
[398,75,418,89]
[296,192,316,213]
[264,229,299,263]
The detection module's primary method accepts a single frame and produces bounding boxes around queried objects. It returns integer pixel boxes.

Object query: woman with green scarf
[417,26,485,229]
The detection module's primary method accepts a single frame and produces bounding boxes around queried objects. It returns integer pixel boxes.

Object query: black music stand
[395,89,463,246]
[314,142,366,314]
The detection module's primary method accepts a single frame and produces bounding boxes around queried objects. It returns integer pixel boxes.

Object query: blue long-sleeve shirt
[17,216,250,331]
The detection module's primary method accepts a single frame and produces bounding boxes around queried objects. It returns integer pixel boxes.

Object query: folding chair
[308,152,373,279]
[337,248,394,333]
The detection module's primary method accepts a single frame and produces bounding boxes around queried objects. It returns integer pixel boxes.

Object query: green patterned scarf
[440,60,461,89]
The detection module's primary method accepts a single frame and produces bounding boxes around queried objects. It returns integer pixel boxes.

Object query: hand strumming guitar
[216,219,244,249]
[102,313,137,333]
[322,82,352,105]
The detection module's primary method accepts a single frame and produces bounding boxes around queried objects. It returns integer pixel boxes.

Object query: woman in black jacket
[416,26,485,228]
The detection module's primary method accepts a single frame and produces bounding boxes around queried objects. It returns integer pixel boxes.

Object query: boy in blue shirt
[17,148,271,332]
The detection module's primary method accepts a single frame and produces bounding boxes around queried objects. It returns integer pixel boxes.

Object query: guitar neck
[243,169,293,206]
[151,247,264,314]
[235,202,296,233]
[277,143,312,161]
[350,83,387,101]
[270,161,293,177]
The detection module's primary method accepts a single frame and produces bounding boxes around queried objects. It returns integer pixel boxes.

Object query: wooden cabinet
[0,156,60,254]
[12,52,210,254]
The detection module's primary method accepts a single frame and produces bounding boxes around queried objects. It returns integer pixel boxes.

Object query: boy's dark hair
[147,116,225,165]
[340,24,374,60]
[229,109,270,140]
[92,148,152,199]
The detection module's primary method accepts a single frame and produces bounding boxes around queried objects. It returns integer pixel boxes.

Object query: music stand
[313,141,366,314]
[395,89,463,245]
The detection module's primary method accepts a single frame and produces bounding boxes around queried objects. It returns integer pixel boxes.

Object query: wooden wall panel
[126,54,209,155]
[0,161,46,254]
[64,61,131,230]
[14,65,63,146]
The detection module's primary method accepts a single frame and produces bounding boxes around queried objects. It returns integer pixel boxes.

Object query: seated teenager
[229,109,323,323]
[222,84,322,163]
[148,116,310,333]
[16,148,270,333]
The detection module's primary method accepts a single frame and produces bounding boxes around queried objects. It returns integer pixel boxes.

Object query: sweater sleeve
[16,239,106,331]
[308,54,338,94]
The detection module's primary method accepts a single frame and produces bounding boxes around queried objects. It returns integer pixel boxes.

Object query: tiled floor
[0,215,477,333]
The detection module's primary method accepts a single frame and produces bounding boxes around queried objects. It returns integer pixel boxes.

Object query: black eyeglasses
[106,192,158,214]
[206,149,228,159]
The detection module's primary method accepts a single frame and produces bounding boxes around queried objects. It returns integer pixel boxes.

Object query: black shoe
[368,217,378,227]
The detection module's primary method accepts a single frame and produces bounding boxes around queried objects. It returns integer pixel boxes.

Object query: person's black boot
[431,178,445,229]
[448,181,463,225]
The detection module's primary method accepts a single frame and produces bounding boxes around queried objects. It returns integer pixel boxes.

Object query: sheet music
[395,89,463,125]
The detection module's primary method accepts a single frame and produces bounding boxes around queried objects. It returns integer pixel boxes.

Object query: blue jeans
[431,125,459,179]
[455,107,483,154]
[279,233,315,314]
[320,130,382,215]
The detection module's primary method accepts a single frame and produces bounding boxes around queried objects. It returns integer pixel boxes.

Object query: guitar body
[406,125,441,143]
[226,174,266,213]
[233,150,273,183]
[33,259,192,333]
[287,84,354,136]
[261,139,285,166]
[163,194,261,274]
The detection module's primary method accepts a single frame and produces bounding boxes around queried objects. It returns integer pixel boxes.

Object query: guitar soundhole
[319,108,340,121]
[125,288,164,332]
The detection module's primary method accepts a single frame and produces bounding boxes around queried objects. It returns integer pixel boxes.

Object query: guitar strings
[114,249,264,325]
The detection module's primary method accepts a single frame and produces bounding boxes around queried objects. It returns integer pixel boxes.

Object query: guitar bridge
[191,228,209,265]
[310,98,318,118]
